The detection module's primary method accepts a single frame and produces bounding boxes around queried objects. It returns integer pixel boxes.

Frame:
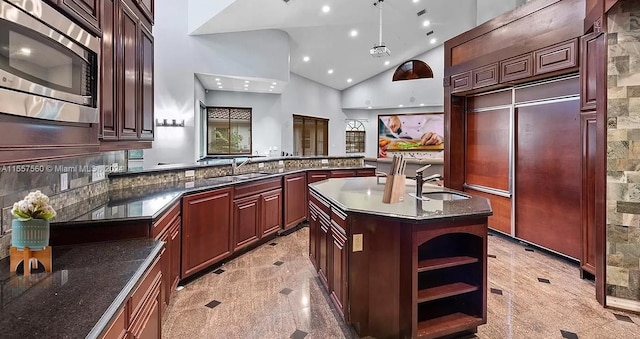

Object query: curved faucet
[415,164,442,196]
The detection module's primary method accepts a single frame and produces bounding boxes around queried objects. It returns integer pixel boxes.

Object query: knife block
[382,175,406,204]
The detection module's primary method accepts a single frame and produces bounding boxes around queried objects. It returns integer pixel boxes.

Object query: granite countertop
[309,177,492,222]
[364,157,444,165]
[0,238,163,339]
[52,165,376,226]
[111,155,365,177]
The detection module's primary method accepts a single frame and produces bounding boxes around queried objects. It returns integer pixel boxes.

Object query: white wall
[194,76,206,159]
[281,73,346,156]
[205,91,282,156]
[343,106,444,158]
[341,45,445,110]
[188,0,235,34]
[476,0,527,25]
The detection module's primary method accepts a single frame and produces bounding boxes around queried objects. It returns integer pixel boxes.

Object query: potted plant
[11,191,56,250]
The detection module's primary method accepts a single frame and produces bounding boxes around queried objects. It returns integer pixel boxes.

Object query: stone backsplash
[0,152,125,259]
[606,0,640,303]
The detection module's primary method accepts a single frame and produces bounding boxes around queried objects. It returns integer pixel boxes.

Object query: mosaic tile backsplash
[607,0,640,302]
[0,151,126,259]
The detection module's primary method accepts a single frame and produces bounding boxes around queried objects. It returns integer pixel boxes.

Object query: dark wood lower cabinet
[330,210,348,319]
[284,173,307,231]
[233,195,260,250]
[261,189,282,236]
[581,112,597,276]
[182,188,232,278]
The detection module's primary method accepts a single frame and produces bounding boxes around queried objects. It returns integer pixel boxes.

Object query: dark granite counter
[51,166,375,226]
[0,238,163,339]
[309,177,492,222]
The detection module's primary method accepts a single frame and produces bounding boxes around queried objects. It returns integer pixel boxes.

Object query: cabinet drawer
[472,63,498,89]
[129,252,162,319]
[234,177,281,199]
[331,208,347,230]
[451,71,472,93]
[330,170,357,178]
[500,54,533,83]
[534,39,578,75]
[151,202,180,239]
[308,171,331,184]
[356,169,376,177]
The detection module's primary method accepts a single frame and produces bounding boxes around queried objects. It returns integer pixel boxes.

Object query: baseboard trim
[608,296,640,313]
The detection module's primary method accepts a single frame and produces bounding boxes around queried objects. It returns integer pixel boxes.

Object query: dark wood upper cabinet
[472,63,498,89]
[99,0,154,148]
[533,39,578,76]
[451,71,472,93]
[136,0,154,25]
[54,0,101,35]
[500,54,533,83]
[101,0,118,140]
[139,24,154,140]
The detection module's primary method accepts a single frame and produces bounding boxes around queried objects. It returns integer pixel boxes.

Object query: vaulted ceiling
[190,0,483,92]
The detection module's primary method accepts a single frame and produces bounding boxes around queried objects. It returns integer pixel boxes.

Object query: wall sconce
[156,118,185,127]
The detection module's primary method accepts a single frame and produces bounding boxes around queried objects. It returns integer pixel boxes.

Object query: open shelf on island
[417,256,479,272]
[417,282,479,303]
[416,312,484,339]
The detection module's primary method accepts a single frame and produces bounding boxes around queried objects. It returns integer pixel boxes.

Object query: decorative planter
[11,219,50,250]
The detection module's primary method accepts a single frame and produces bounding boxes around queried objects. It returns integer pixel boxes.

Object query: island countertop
[309,177,492,222]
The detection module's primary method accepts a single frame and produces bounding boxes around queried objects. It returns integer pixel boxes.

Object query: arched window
[346,120,366,153]
[392,60,434,81]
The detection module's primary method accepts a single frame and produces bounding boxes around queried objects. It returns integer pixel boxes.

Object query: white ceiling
[196,73,286,94]
[191,0,479,92]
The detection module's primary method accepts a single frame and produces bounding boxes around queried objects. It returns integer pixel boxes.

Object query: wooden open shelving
[417,282,478,303]
[418,256,478,272]
[416,312,484,338]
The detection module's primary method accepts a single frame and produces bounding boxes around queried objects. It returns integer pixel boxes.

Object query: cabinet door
[261,189,282,237]
[57,0,101,34]
[330,222,347,317]
[581,112,597,275]
[139,24,154,140]
[233,195,260,250]
[318,214,330,287]
[580,33,604,111]
[169,219,181,294]
[100,0,118,140]
[129,285,161,339]
[136,0,154,24]
[118,0,140,140]
[102,307,127,339]
[284,173,307,229]
[182,188,232,278]
[308,203,319,270]
[159,231,170,313]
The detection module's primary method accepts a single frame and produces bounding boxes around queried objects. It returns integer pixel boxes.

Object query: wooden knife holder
[382,174,406,204]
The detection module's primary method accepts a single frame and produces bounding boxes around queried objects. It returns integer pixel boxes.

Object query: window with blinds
[293,115,329,156]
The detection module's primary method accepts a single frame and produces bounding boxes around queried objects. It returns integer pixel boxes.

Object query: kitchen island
[308,177,492,339]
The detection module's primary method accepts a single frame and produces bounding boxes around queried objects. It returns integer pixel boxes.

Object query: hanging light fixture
[370,0,390,57]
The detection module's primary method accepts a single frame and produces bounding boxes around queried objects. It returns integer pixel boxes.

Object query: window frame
[293,114,329,156]
[206,106,253,156]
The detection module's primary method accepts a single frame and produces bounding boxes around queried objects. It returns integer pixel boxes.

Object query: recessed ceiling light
[269,89,273,92]
[413,0,420,3]
[322,5,330,13]
[272,82,277,85]
[303,56,310,62]
[430,38,437,44]
[244,80,249,83]
[384,61,390,66]
[270,85,275,89]
[398,104,404,107]
[420,103,425,106]
[328,69,334,74]
[244,88,248,91]
[350,30,358,37]
[218,86,223,89]
[244,84,249,87]
[347,78,353,83]
[368,106,372,109]
[215,78,220,81]
[216,82,222,85]
[423,20,430,27]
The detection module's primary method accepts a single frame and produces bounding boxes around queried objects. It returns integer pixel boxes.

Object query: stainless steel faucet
[232,158,251,175]
[415,164,442,196]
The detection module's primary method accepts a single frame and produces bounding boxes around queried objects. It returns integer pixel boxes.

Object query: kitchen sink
[230,172,272,181]
[411,191,470,201]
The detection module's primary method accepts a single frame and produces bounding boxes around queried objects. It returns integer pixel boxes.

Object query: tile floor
[162,227,640,339]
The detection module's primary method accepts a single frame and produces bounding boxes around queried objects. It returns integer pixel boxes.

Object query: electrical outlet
[60,173,69,191]
[278,160,284,166]
[92,207,105,219]
[321,159,329,164]
[279,168,284,173]
[92,165,106,182]
[111,206,118,215]
[185,181,195,188]
[185,170,195,178]
[258,163,264,168]
[111,163,119,173]
[353,234,363,252]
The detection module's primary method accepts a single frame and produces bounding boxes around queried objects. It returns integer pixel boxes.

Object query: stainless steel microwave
[0,0,100,124]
